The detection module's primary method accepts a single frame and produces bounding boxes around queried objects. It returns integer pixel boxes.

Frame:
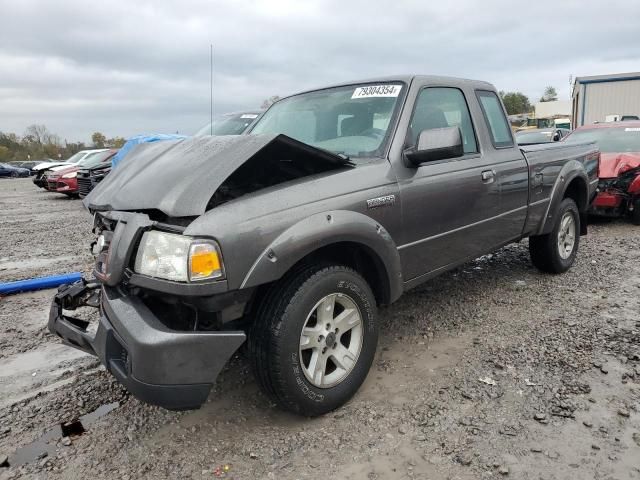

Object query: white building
[534,100,571,119]
[572,72,640,126]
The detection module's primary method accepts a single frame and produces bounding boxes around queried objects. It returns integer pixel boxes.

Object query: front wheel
[529,198,580,273]
[249,265,378,416]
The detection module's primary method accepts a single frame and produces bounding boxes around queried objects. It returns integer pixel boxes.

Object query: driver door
[395,86,502,280]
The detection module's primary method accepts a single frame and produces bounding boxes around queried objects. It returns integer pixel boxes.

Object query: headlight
[61,171,77,179]
[134,231,224,282]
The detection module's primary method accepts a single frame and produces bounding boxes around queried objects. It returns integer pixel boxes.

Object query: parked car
[194,111,261,136]
[9,160,50,174]
[50,75,597,415]
[563,121,640,223]
[77,151,120,198]
[45,150,117,196]
[32,149,108,188]
[0,163,30,178]
[515,127,571,145]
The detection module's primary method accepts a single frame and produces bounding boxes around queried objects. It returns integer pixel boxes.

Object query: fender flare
[240,210,403,303]
[537,161,589,236]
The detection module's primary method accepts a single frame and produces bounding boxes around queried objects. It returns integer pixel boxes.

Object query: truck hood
[84,134,352,217]
[599,152,640,179]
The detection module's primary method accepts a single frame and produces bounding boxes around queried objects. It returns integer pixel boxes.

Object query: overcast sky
[1,0,639,143]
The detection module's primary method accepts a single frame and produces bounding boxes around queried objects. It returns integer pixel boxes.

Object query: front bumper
[33,175,46,188]
[589,190,626,217]
[49,280,246,410]
[55,178,77,193]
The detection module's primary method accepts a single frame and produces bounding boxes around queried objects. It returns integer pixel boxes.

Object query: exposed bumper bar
[49,280,246,410]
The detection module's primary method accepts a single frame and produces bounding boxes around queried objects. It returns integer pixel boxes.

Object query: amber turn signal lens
[189,242,223,281]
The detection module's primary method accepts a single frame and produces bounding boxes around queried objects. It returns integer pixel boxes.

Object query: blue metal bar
[0,272,83,295]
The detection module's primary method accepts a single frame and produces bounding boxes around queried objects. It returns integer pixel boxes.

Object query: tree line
[0,125,125,162]
[499,86,558,116]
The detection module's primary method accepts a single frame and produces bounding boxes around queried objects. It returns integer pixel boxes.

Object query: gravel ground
[0,177,639,479]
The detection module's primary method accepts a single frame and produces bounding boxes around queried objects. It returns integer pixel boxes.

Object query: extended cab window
[476,91,514,148]
[409,87,478,154]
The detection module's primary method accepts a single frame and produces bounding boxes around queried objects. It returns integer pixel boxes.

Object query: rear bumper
[49,280,246,410]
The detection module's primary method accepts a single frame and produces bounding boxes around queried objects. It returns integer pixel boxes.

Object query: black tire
[248,264,378,416]
[529,198,580,274]
[10,171,18,178]
[631,198,640,226]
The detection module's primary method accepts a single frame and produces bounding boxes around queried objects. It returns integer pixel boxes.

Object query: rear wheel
[10,171,18,178]
[249,265,378,416]
[529,198,580,273]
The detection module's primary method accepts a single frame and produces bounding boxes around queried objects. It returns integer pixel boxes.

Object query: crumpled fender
[240,210,403,303]
[537,160,590,236]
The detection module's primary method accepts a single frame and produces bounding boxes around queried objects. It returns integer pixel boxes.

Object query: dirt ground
[0,177,639,479]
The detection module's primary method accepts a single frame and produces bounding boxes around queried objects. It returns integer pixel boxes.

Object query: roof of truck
[287,75,495,98]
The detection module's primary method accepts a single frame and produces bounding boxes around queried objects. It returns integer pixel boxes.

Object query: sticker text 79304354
[352,85,402,99]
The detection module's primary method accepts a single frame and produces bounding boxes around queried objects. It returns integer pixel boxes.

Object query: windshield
[564,126,640,153]
[516,130,555,144]
[250,83,405,158]
[195,113,260,136]
[80,150,115,168]
[65,151,86,163]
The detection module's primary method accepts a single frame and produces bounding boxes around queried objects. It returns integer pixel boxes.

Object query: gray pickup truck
[50,75,599,416]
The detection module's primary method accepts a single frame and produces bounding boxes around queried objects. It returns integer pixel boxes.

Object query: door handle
[481,169,496,183]
[533,173,543,187]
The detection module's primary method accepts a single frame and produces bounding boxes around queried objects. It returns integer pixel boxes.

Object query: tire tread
[249,264,369,414]
[529,198,580,274]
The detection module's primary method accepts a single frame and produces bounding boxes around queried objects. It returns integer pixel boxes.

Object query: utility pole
[210,44,214,136]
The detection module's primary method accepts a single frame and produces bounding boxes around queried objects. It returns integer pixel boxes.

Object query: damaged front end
[83,133,352,217]
[50,134,352,409]
[591,165,640,217]
[48,210,247,410]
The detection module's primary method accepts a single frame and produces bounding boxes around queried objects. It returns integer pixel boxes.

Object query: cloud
[1,0,639,141]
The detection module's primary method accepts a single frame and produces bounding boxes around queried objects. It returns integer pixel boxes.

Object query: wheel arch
[538,163,589,236]
[240,210,403,305]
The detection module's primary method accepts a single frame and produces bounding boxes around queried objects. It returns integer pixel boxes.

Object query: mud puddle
[6,402,119,467]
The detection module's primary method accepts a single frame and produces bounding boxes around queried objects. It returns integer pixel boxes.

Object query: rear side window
[476,91,514,148]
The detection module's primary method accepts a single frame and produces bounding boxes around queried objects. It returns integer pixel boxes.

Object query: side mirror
[405,126,464,166]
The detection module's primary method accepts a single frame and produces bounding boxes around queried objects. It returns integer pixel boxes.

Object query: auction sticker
[241,114,259,119]
[352,84,402,99]
[625,127,640,132]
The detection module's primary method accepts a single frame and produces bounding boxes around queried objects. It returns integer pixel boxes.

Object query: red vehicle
[45,150,117,196]
[564,122,640,224]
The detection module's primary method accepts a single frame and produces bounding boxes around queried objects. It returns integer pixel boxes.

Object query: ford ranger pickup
[49,75,599,416]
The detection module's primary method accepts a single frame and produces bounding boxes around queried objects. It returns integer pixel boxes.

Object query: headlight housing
[134,231,224,282]
[61,171,77,179]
